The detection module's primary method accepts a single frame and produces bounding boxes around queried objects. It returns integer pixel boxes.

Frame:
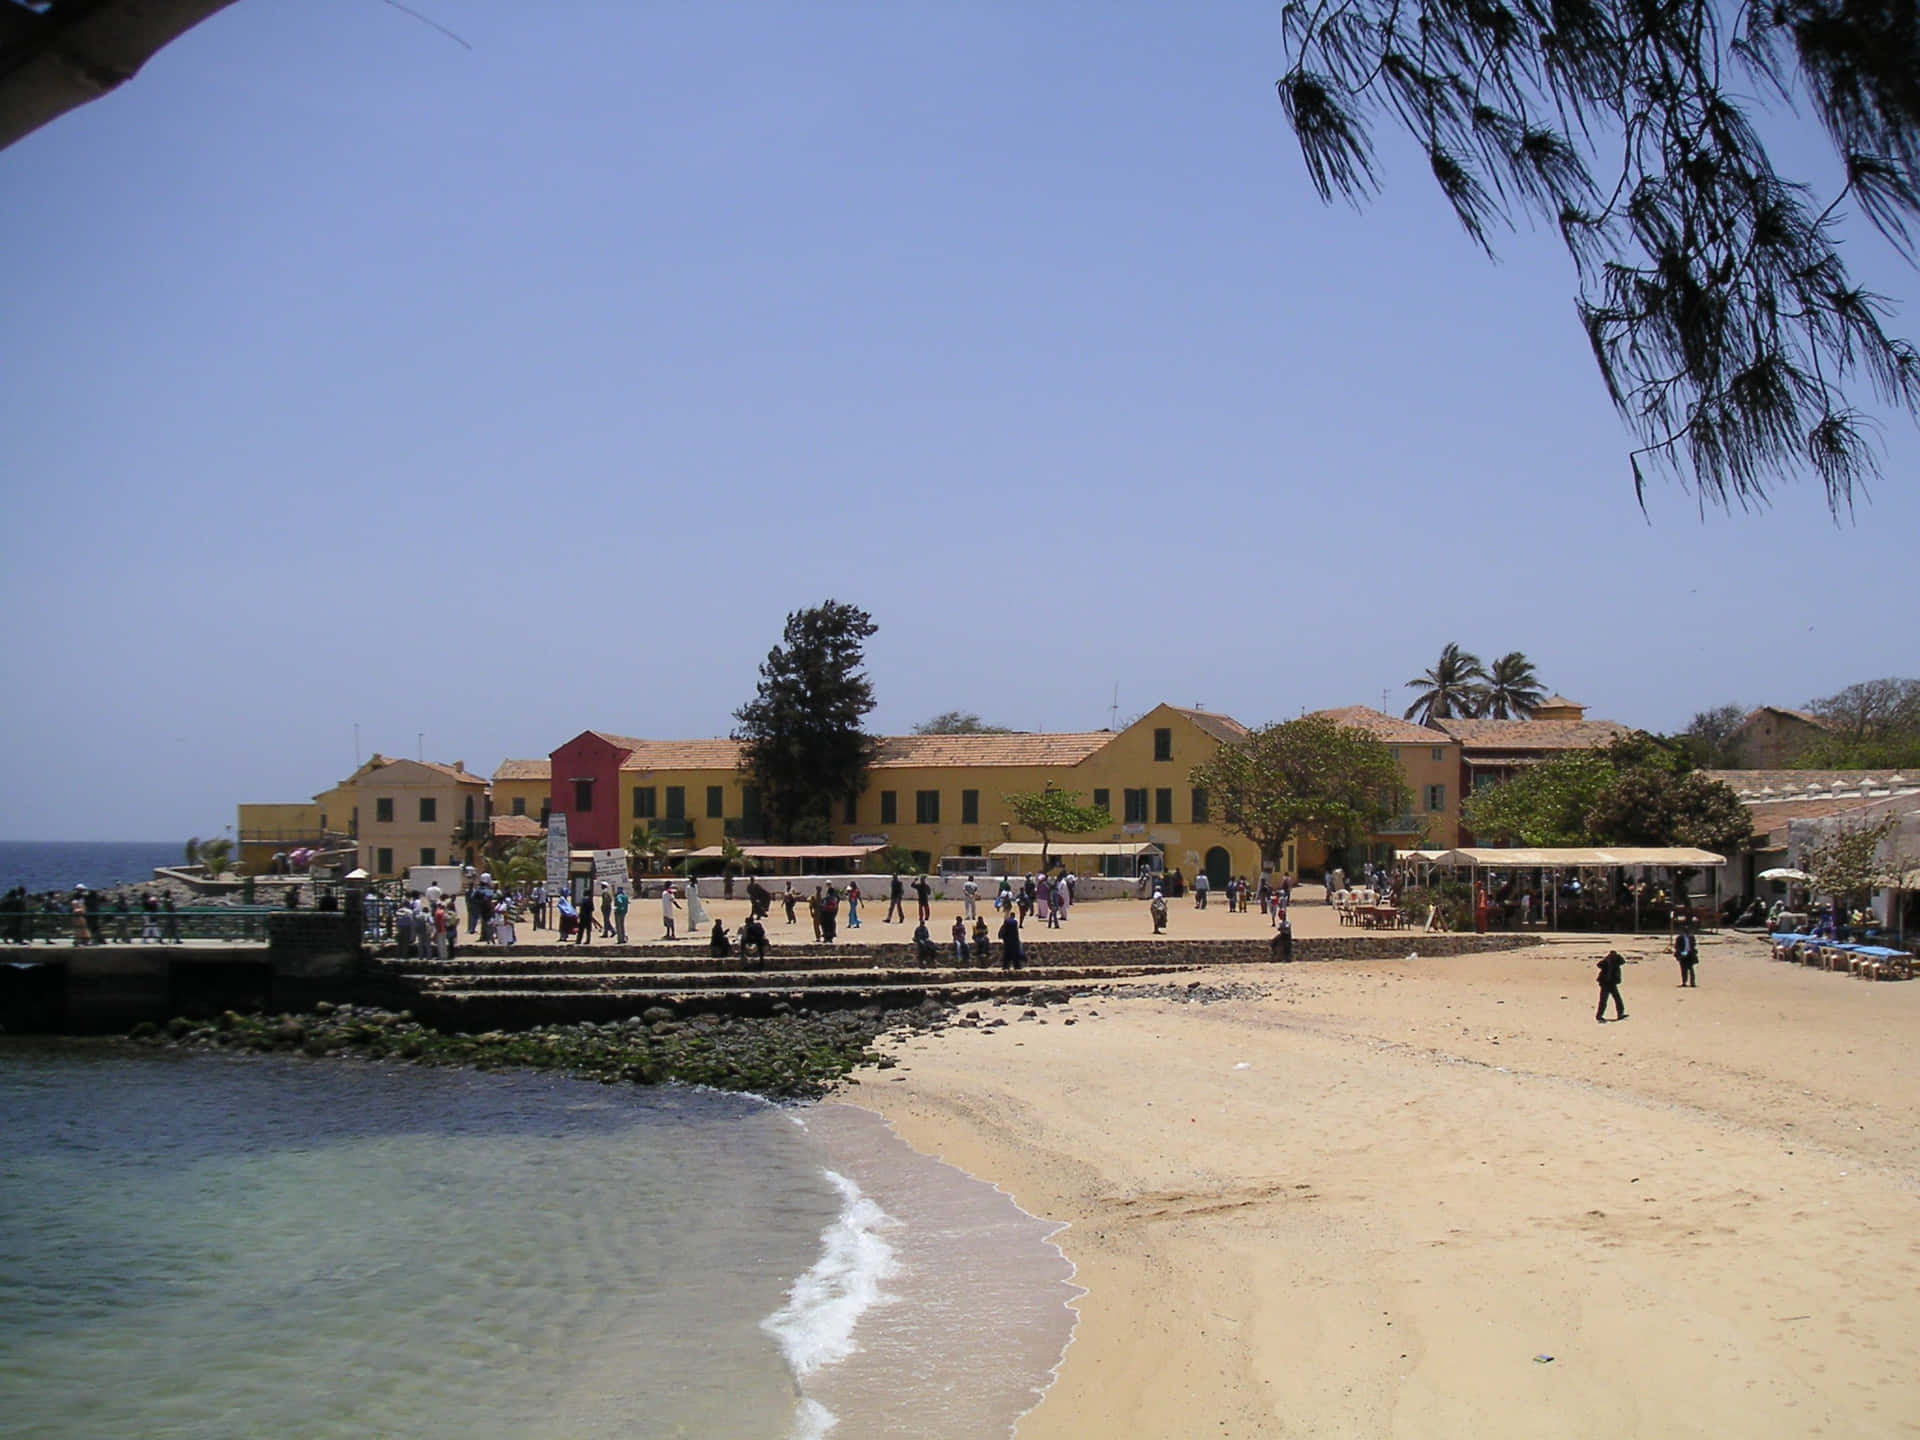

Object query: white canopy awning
[682,844,884,860]
[989,841,1160,857]
[1434,846,1728,868]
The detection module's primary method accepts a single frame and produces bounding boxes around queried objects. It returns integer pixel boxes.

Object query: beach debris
[1233,1062,1251,1070]
[1534,1354,1555,1364]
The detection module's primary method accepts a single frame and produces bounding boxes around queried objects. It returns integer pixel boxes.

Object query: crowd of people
[0,884,183,944]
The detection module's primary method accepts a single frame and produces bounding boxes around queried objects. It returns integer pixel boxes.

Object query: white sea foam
[763,1169,900,1376]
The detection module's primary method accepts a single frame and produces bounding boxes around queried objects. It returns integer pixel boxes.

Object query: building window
[539,799,551,824]
[376,847,393,874]
[1431,747,1446,762]
[419,847,435,866]
[1123,788,1148,824]
[961,789,979,824]
[843,792,858,824]
[959,844,982,857]
[915,790,940,824]
[573,780,594,813]
[512,796,526,816]
[1153,728,1172,761]
[880,791,898,824]
[375,797,394,824]
[1191,787,1209,823]
[465,794,475,823]
[419,797,437,824]
[633,786,656,819]
[1425,784,1447,812]
[1154,788,1173,824]
[665,787,686,820]
[741,786,762,829]
[1092,788,1110,813]
[706,785,724,819]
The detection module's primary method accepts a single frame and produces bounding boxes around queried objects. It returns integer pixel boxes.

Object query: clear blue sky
[2,0,1915,841]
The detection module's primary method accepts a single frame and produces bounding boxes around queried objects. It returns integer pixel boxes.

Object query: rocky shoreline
[118,980,1261,1098]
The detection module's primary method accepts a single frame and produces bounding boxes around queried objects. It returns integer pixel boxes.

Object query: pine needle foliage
[733,601,879,844]
[1279,0,1920,513]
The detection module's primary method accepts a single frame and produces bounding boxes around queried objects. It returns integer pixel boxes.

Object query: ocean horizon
[0,841,188,896]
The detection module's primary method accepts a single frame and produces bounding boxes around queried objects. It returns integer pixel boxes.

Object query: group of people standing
[0,885,179,944]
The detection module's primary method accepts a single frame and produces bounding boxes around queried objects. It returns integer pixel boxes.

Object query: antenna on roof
[354,722,360,769]
[1381,689,1390,712]
[1108,684,1119,731]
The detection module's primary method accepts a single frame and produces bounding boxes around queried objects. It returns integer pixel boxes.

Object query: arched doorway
[1204,846,1232,891]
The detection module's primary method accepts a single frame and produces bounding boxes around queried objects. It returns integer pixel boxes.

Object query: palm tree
[1403,643,1489,726]
[497,837,546,888]
[628,823,672,876]
[1482,652,1548,719]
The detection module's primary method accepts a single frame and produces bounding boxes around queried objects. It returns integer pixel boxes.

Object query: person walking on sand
[962,875,979,920]
[660,882,680,940]
[1596,949,1628,1022]
[1150,888,1169,935]
[782,882,798,925]
[1675,925,1698,987]
[912,873,932,924]
[599,882,615,938]
[846,880,863,929]
[885,873,905,924]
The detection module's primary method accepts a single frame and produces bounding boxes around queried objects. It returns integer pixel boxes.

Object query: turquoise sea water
[0,1047,1078,1439]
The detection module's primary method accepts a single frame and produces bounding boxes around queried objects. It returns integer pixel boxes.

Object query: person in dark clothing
[162,894,181,944]
[911,920,938,964]
[1674,926,1699,986]
[885,873,906,924]
[709,919,731,958]
[998,912,1024,970]
[1270,915,1293,961]
[740,915,769,964]
[821,887,840,943]
[1596,949,1628,1021]
[912,874,932,923]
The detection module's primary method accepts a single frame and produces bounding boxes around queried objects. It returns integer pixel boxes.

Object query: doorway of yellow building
[1204,847,1231,892]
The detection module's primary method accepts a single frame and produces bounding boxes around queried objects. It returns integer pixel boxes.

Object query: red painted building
[547,731,636,852]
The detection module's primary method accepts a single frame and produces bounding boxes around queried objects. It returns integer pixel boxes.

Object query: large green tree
[1681,703,1750,769]
[1463,735,1753,853]
[1004,787,1112,870]
[1404,642,1488,725]
[1188,716,1408,865]
[1790,676,1920,767]
[1278,0,1920,513]
[733,601,879,843]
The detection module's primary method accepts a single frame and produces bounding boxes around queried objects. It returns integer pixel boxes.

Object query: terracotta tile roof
[869,732,1114,768]
[1735,706,1833,731]
[1436,717,1633,751]
[1169,707,1250,744]
[366,757,485,785]
[490,814,545,839]
[1312,705,1450,746]
[491,759,551,781]
[615,738,746,771]
[1744,791,1920,847]
[1535,694,1584,710]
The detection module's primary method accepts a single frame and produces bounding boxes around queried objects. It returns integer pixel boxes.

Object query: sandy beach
[847,931,1920,1438]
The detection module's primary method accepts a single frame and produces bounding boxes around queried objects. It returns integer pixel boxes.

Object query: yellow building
[551,706,1293,888]
[1300,706,1463,869]
[490,759,553,825]
[350,757,490,878]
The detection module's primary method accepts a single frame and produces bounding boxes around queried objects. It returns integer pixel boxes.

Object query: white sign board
[592,848,629,889]
[545,813,570,888]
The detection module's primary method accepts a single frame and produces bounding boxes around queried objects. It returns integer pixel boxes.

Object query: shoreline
[852,935,1920,1438]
